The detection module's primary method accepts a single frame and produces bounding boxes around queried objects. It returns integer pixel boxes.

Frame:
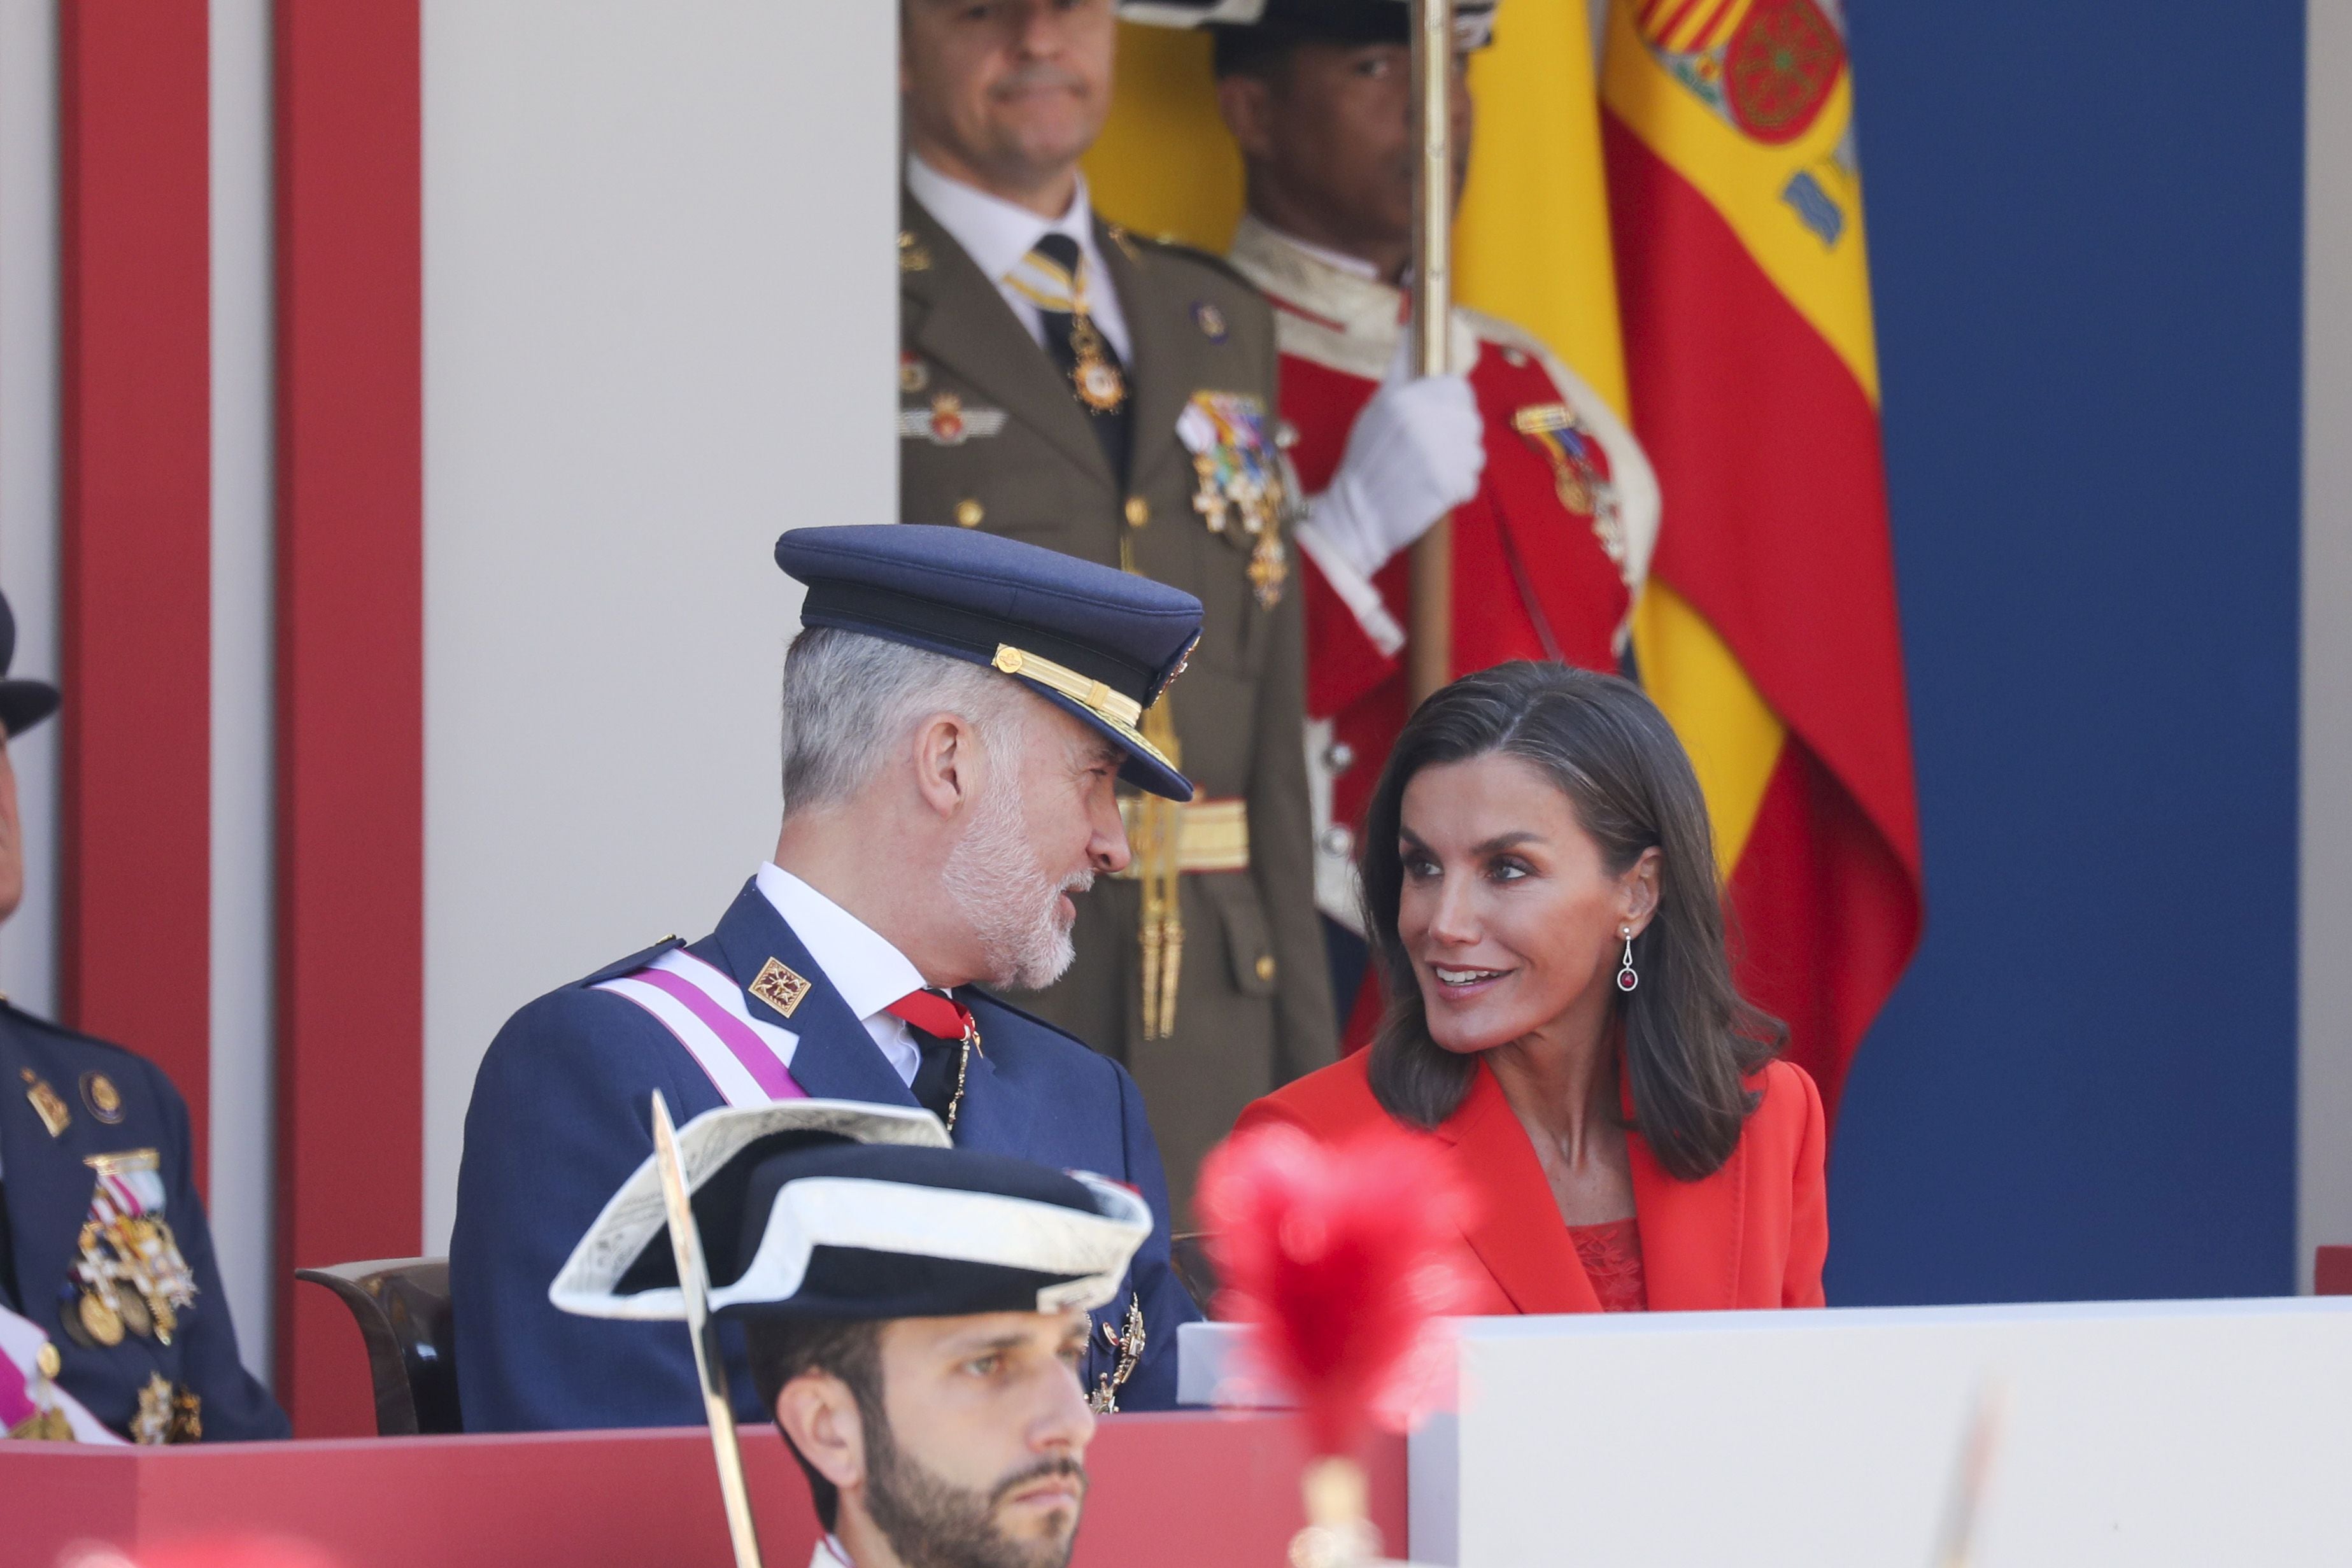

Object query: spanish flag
[1605,0,1922,1124]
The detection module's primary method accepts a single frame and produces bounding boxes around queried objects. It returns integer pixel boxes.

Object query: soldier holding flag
[1127,0,1662,1031]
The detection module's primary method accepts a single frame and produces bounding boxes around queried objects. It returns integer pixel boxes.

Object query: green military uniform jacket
[898,193,1336,1214]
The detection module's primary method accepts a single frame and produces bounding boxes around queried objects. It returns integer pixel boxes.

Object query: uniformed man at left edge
[0,588,287,1444]
[898,0,1338,1216]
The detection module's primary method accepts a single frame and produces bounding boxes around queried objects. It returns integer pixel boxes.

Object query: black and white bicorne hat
[549,1101,1152,1324]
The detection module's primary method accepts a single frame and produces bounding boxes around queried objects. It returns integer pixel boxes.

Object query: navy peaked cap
[775,524,1201,801]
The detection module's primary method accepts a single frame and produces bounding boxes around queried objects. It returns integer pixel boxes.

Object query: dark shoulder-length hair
[1359,661,1783,1181]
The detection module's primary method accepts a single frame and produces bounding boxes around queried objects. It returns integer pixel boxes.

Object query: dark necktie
[1009,233,1131,480]
[884,989,975,1131]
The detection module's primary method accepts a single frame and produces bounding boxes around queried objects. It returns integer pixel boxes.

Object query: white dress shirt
[905,154,1134,364]
[755,862,930,1087]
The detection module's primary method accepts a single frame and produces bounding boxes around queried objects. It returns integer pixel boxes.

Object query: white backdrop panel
[1416,1301,2352,1568]
[421,2,895,1248]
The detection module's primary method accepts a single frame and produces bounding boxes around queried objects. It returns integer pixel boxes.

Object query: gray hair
[778,627,1030,816]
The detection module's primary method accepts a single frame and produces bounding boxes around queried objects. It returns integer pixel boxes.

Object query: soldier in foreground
[898,0,1338,1211]
[551,1099,1149,1568]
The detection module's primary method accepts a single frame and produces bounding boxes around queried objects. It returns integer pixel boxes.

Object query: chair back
[294,1257,460,1435]
[1170,1231,1222,1316]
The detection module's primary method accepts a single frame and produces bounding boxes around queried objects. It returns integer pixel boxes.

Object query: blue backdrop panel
[1826,1,2304,1302]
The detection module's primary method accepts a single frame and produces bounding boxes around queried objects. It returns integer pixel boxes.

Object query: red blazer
[1232,1050,1828,1313]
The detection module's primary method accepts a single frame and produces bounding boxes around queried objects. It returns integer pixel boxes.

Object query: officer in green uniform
[896,0,1336,1213]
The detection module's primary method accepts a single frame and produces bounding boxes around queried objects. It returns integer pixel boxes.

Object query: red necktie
[885,989,974,1043]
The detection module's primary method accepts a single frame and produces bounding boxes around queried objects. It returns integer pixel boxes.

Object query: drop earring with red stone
[1616,927,1639,992]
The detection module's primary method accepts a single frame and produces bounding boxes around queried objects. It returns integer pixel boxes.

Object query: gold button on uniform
[1254,954,1277,983]
[36,1341,60,1380]
[954,499,984,528]
[1124,496,1150,528]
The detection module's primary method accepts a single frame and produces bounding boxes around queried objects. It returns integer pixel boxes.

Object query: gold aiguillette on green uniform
[651,1089,766,1568]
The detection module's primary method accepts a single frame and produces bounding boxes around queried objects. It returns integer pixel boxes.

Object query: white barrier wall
[1420,1303,2352,1567]
[419,3,897,1249]
[1186,1303,2352,1567]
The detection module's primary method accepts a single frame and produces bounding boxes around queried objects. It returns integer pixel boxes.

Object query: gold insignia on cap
[990,644,1179,775]
[23,1070,70,1137]
[750,958,812,1019]
[82,1071,124,1124]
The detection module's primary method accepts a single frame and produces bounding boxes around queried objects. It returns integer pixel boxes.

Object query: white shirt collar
[809,1535,855,1568]
[755,863,930,1026]
[905,153,1096,290]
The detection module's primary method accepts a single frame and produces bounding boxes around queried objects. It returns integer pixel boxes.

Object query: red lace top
[1567,1218,1648,1312]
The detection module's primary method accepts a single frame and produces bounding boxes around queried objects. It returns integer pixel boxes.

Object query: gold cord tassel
[1138,700,1184,1040]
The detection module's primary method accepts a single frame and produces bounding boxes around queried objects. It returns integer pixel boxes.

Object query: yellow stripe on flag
[1600,0,1879,404]
[1454,1,1627,418]
[1633,582,1784,873]
[1084,25,1243,251]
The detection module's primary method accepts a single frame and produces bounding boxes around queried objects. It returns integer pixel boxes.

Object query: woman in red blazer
[1235,663,1826,1313]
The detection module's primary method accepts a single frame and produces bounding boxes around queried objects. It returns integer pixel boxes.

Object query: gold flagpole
[651,1091,767,1568]
[1406,0,1457,707]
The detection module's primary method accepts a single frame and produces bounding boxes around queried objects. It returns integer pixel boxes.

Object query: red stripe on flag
[1724,746,1920,1129]
[1689,0,1743,51]
[1603,112,1922,1112]
[273,0,423,1436]
[57,2,213,1178]
[1650,0,1712,48]
[1603,115,1920,873]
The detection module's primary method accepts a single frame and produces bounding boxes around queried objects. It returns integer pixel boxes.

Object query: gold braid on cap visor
[991,644,1178,772]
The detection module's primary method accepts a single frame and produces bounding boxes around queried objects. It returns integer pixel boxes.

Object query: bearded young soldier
[451,525,1202,1431]
[550,1101,1152,1568]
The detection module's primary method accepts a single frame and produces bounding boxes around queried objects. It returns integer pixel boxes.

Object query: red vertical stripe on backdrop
[274,0,423,1436]
[57,4,213,1178]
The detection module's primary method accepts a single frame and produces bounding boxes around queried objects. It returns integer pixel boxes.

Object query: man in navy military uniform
[452,525,1204,1431]
[0,590,286,1443]
[550,1101,1151,1568]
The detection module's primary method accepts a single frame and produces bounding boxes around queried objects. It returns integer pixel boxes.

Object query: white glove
[1303,335,1485,581]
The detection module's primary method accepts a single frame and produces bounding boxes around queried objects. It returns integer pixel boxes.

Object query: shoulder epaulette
[1107,225,1260,294]
[577,935,688,989]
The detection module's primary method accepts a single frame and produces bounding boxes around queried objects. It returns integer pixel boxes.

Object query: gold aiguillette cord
[1138,701,1184,1040]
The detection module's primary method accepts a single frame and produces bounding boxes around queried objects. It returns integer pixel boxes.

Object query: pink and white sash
[596,949,809,1106]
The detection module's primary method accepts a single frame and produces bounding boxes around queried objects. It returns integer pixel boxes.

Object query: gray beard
[941,774,1085,991]
[860,1403,1087,1568]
